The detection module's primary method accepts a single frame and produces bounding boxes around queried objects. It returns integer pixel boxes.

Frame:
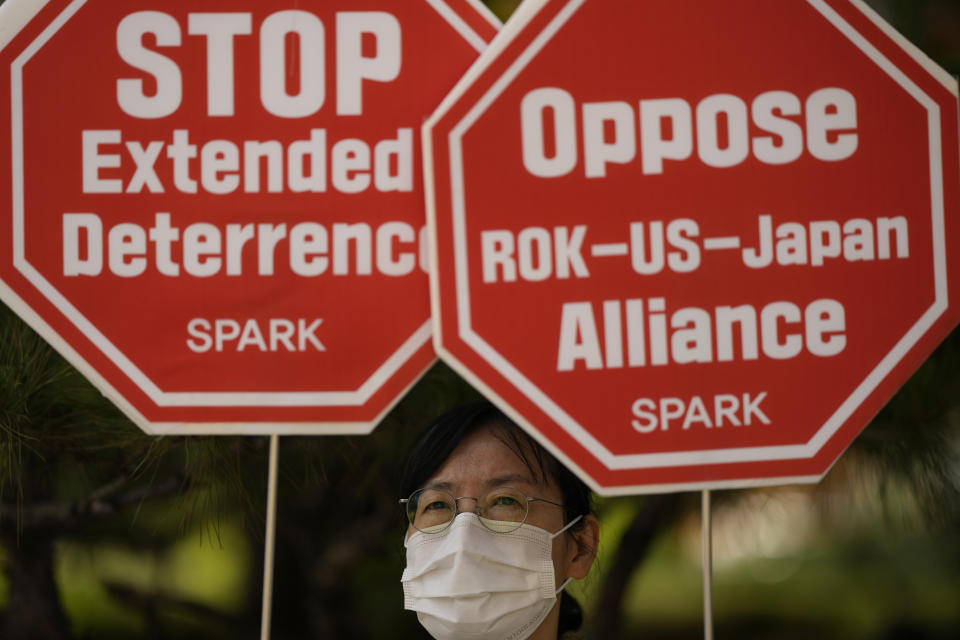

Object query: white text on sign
[520,87,857,177]
[480,215,909,281]
[117,11,400,118]
[63,213,428,278]
[186,318,325,353]
[557,297,846,370]
[478,215,909,372]
[82,128,413,195]
[82,11,416,196]
[631,393,771,433]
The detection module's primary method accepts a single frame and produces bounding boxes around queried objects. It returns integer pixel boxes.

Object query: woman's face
[406,424,599,640]
[409,426,577,587]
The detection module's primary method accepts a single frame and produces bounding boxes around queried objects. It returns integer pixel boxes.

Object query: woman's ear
[566,514,599,580]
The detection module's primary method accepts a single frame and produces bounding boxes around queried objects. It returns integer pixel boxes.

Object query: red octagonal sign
[0,0,499,433]
[425,0,960,493]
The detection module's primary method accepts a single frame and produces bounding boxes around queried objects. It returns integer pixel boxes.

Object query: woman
[400,401,599,640]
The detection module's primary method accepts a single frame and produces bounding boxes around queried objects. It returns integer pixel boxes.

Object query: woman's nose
[455,496,480,514]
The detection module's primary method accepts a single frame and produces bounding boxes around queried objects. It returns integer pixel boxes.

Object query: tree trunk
[0,533,73,640]
[586,494,685,640]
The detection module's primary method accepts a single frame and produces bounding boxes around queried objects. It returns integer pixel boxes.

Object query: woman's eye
[424,501,450,511]
[492,496,518,506]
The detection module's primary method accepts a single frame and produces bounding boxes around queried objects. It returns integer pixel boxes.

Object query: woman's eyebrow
[423,481,456,492]
[421,474,536,494]
[485,473,535,488]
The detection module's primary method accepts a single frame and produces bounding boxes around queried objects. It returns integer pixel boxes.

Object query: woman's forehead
[425,428,551,493]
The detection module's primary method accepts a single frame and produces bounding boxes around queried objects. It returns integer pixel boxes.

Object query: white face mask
[401,512,582,640]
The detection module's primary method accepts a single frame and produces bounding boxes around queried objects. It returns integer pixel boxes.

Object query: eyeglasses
[400,486,564,534]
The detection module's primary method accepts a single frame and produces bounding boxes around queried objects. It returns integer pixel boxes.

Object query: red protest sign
[424,0,960,493]
[0,0,499,433]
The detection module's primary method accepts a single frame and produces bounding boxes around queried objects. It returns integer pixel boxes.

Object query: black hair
[400,400,594,638]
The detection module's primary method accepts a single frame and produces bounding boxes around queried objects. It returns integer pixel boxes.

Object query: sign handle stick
[260,434,280,640]
[701,489,714,640]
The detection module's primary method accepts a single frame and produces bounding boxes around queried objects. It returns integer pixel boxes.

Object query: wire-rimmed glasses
[400,486,564,534]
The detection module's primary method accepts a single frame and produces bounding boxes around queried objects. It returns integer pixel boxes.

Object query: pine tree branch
[0,471,186,534]
[104,580,243,629]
